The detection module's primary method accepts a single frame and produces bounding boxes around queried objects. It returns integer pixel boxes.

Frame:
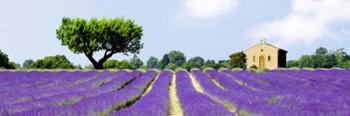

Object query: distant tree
[297,47,337,68]
[298,55,313,68]
[287,60,299,68]
[6,62,19,69]
[118,60,135,69]
[130,55,143,69]
[104,60,119,69]
[16,63,21,69]
[204,59,215,66]
[159,54,170,69]
[229,52,246,69]
[217,60,230,69]
[310,55,323,68]
[315,47,328,55]
[0,50,9,68]
[341,60,350,68]
[84,64,95,69]
[321,54,337,68]
[30,55,75,69]
[182,56,205,70]
[203,59,216,69]
[201,59,228,69]
[0,50,19,69]
[56,17,143,69]
[310,47,336,68]
[164,63,177,70]
[103,59,134,69]
[168,51,186,67]
[146,56,159,69]
[334,48,349,67]
[22,59,34,69]
[139,65,149,70]
[76,65,83,69]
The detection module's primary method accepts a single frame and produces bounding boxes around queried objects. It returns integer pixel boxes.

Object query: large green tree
[56,17,143,69]
[229,51,246,69]
[30,55,75,69]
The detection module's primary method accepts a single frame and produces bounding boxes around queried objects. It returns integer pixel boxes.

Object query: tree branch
[84,52,98,65]
[103,50,109,57]
[98,51,115,64]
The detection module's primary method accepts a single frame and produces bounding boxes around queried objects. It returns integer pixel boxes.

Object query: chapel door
[259,56,265,69]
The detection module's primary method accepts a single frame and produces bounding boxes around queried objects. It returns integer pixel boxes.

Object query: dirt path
[169,74,183,116]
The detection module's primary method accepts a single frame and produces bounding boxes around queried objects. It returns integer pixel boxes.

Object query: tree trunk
[93,62,104,69]
[85,51,115,70]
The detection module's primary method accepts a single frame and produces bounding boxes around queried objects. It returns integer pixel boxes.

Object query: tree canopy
[56,17,143,69]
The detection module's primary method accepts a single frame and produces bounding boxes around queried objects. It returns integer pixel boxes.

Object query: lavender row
[176,70,233,116]
[13,70,157,116]
[0,71,101,95]
[1,71,138,114]
[226,69,350,106]
[0,71,111,105]
[221,69,350,115]
[113,70,173,116]
[204,69,294,115]
[222,70,345,114]
[0,71,93,89]
[0,71,96,104]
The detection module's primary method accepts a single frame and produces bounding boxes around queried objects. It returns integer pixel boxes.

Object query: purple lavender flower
[112,70,173,116]
[176,70,233,116]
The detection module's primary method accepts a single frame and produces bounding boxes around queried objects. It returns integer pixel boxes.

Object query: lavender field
[0,69,350,116]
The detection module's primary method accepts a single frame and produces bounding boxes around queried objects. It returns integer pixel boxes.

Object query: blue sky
[0,0,350,66]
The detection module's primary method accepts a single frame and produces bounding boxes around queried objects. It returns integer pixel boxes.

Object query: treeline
[4,47,347,70]
[0,50,247,70]
[0,50,19,69]
[287,47,350,68]
[91,50,240,70]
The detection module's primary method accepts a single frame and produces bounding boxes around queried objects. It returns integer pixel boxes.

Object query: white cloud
[249,0,350,45]
[184,0,239,18]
